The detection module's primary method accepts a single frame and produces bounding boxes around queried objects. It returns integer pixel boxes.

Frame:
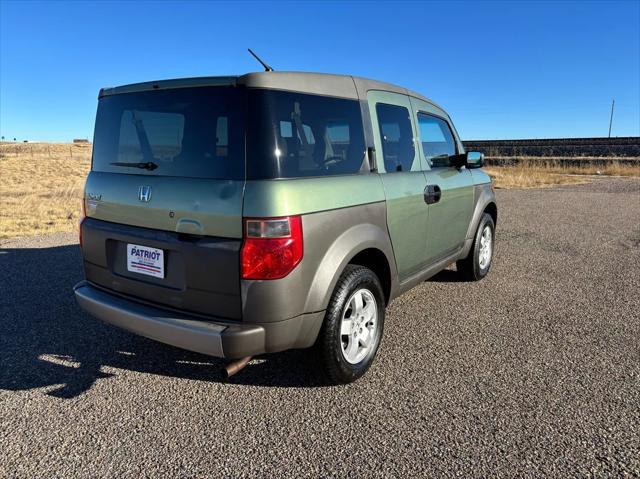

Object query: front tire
[317,265,385,384]
[457,212,495,281]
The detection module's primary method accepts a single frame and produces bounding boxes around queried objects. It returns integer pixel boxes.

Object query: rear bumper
[73,281,324,359]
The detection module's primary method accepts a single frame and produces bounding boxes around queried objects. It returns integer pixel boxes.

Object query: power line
[608,99,615,138]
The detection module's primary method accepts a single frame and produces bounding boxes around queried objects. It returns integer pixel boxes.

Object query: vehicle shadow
[0,243,325,399]
[427,268,466,283]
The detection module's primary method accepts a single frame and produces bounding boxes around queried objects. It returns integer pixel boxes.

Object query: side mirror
[466,151,484,168]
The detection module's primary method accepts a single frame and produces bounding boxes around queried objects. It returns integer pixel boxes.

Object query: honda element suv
[74,71,497,384]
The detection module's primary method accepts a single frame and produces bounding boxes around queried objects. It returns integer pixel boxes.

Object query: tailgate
[84,172,243,237]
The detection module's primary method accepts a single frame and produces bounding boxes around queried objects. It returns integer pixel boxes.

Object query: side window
[375,103,415,173]
[247,90,366,179]
[417,113,457,168]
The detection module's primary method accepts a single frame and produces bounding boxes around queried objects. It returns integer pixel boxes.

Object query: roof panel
[98,71,442,110]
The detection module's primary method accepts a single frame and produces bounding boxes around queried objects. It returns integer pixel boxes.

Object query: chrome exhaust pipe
[223,356,252,379]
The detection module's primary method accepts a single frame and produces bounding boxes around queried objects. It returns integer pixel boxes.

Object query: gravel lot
[1,178,639,478]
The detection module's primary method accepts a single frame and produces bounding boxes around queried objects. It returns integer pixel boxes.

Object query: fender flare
[303,222,397,313]
[461,184,497,257]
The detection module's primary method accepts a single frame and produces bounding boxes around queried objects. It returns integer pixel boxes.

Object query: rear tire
[317,265,385,384]
[457,213,495,281]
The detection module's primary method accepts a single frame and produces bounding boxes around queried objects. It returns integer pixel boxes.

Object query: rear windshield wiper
[110,161,158,171]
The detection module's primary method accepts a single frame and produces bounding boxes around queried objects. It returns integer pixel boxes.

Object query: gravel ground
[1,177,639,478]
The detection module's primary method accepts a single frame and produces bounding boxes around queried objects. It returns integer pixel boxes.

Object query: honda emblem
[138,186,152,202]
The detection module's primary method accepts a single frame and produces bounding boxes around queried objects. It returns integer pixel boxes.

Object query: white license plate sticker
[127,244,164,278]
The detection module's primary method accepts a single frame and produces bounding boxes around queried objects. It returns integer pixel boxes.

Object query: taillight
[241,216,303,280]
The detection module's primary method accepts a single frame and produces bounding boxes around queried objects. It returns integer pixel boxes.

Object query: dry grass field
[0,142,90,240]
[1,142,638,239]
[484,159,639,188]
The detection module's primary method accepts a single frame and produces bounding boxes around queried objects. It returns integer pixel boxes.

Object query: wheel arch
[303,222,398,314]
[348,248,392,305]
[460,184,498,259]
[484,201,498,227]
[465,184,498,239]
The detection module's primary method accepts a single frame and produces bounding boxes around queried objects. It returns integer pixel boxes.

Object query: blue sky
[1,0,638,141]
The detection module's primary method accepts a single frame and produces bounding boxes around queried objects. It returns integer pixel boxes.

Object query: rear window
[376,103,416,173]
[92,87,245,179]
[246,89,366,179]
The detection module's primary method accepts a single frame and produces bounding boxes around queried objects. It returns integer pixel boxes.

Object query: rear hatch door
[82,84,246,319]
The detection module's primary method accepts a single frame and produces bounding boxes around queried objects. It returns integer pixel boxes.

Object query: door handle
[433,185,441,202]
[424,184,441,204]
[367,146,377,172]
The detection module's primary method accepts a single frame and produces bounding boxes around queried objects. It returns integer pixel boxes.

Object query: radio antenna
[248,48,274,72]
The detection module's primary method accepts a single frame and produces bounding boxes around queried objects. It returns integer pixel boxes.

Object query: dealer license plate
[126,244,165,278]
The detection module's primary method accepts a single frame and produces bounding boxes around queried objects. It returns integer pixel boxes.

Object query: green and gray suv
[74,71,497,383]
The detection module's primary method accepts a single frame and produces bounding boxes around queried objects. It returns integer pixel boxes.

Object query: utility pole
[608,99,615,138]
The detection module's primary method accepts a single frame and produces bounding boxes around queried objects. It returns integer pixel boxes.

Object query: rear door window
[92,86,245,179]
[247,90,366,179]
[417,113,457,168]
[375,103,416,172]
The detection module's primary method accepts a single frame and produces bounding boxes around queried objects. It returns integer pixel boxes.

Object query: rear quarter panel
[242,175,384,216]
[241,176,396,322]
